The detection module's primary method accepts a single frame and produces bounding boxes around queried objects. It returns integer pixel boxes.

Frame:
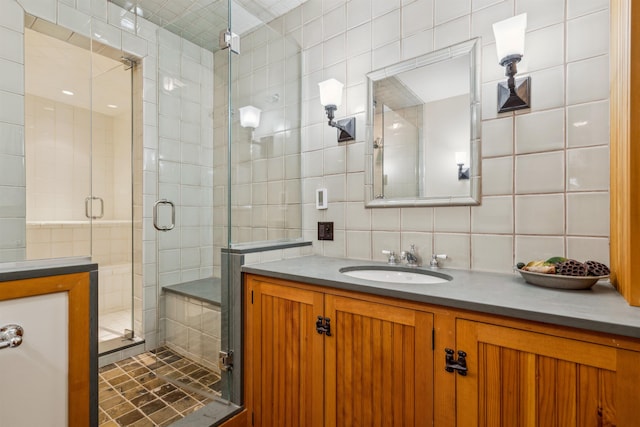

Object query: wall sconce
[239,105,261,129]
[456,152,470,180]
[318,78,356,142]
[492,13,530,113]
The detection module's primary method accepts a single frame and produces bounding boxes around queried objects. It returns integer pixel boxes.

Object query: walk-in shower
[23,23,140,349]
[0,0,304,423]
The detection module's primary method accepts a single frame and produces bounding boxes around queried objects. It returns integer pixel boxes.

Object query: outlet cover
[318,222,334,241]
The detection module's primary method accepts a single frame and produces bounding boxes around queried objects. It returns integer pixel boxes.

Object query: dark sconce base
[324,105,356,142]
[458,164,470,180]
[497,75,531,113]
[334,117,356,142]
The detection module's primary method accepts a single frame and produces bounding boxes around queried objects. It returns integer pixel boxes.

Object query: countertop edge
[242,258,640,340]
[0,261,98,282]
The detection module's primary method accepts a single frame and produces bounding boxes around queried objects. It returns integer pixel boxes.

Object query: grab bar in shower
[85,196,104,219]
[153,199,175,231]
[0,324,24,350]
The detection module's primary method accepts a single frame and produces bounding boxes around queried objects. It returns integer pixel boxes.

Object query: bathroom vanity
[242,256,640,426]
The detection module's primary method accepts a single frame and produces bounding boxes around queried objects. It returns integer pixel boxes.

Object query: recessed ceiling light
[62,90,74,96]
[107,104,118,109]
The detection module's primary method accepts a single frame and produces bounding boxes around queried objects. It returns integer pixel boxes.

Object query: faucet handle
[430,254,448,268]
[382,250,399,265]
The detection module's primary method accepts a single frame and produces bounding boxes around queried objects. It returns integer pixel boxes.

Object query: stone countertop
[242,255,640,339]
[0,257,98,282]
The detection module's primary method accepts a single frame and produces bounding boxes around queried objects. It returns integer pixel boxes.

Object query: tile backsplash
[286,0,610,272]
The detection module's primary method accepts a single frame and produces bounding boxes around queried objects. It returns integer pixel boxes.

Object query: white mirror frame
[364,38,481,208]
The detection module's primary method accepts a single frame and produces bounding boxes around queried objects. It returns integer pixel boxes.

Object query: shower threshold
[99,334,145,356]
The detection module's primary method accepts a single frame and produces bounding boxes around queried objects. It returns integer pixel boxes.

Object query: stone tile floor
[99,347,221,426]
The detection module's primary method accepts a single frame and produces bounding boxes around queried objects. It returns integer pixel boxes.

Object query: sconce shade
[492,13,527,64]
[239,105,261,128]
[318,78,344,107]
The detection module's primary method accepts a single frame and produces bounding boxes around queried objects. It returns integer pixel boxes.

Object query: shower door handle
[0,324,24,350]
[153,199,175,231]
[85,196,104,219]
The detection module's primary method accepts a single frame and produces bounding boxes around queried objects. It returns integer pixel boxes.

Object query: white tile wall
[287,0,610,273]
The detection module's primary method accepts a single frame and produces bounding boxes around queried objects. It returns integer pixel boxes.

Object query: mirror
[365,38,481,207]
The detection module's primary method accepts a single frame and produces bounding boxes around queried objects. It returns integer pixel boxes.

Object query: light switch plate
[318,222,333,240]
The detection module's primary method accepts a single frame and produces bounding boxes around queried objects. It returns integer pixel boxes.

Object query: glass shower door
[152,0,227,405]
[91,54,135,344]
[24,23,137,348]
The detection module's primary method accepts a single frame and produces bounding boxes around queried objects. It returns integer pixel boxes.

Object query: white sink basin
[339,266,452,284]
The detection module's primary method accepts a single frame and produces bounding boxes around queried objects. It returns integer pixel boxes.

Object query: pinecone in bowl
[556,259,589,276]
[585,260,610,276]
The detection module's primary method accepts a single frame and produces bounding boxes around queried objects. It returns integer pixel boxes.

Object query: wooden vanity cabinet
[245,274,435,427]
[454,318,640,427]
[244,274,640,427]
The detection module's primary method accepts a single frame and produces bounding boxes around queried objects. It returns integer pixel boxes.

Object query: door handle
[0,324,24,350]
[85,196,104,219]
[153,199,175,231]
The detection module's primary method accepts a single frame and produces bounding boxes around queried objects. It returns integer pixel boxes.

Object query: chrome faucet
[430,254,448,268]
[401,244,419,266]
[382,250,399,265]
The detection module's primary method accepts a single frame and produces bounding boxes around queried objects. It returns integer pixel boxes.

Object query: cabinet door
[246,278,325,427]
[455,319,640,426]
[324,295,434,427]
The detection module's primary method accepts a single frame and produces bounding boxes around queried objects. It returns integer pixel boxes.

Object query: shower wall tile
[122,32,148,58]
[0,0,24,32]
[0,59,24,94]
[91,18,121,50]
[20,0,57,23]
[0,26,23,63]
[0,91,23,125]
[76,0,107,22]
[57,4,91,37]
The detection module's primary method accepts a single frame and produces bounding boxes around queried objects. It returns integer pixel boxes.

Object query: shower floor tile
[98,347,221,426]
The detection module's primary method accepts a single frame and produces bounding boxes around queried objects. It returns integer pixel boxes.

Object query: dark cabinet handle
[445,348,467,376]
